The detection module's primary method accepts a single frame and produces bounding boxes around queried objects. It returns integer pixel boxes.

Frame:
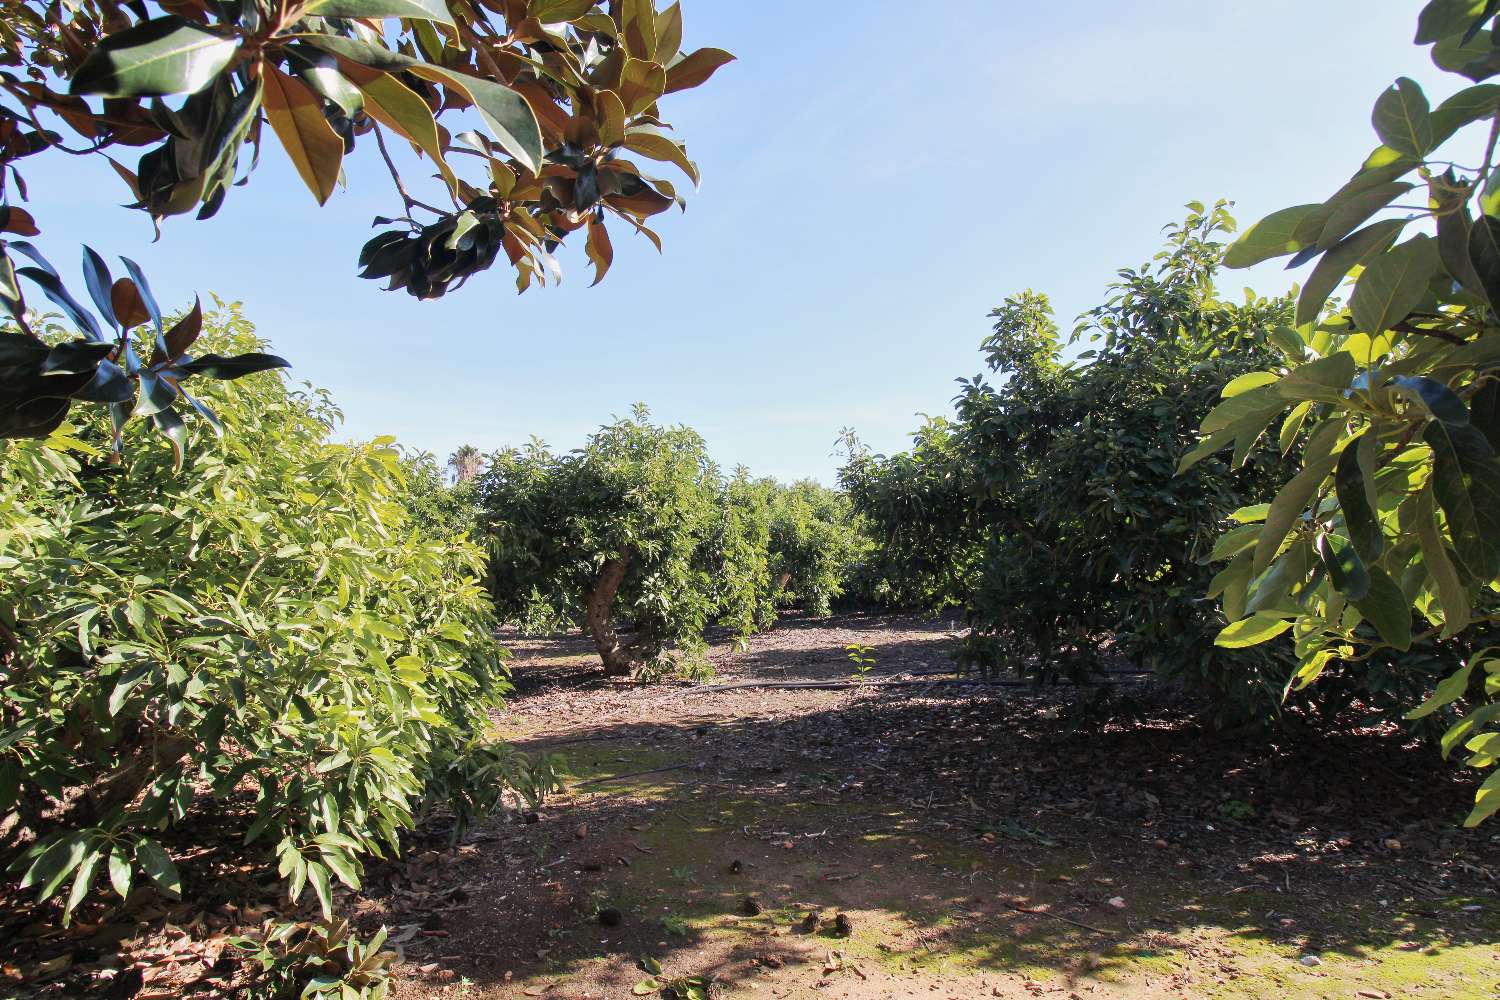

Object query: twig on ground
[1002,901,1116,937]
[572,763,692,788]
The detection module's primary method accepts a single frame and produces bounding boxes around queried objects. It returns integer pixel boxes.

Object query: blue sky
[19,1,1464,482]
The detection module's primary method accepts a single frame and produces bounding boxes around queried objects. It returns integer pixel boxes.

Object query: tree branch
[372,125,448,218]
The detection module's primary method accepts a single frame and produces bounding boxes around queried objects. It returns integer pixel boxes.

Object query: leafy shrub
[952,206,1304,724]
[399,449,482,541]
[1195,1,1500,822]
[764,479,866,617]
[838,418,979,611]
[0,305,550,930]
[477,406,775,676]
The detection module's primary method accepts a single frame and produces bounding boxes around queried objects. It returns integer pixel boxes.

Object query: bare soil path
[372,612,1500,1000]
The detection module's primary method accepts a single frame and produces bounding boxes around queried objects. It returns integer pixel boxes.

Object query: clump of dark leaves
[358,198,510,300]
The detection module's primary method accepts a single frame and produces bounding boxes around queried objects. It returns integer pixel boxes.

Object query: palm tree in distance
[447,444,485,484]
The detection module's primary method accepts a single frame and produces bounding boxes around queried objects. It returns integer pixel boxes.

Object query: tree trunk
[585,555,638,677]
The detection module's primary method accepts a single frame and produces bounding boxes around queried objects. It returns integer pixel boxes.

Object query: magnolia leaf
[303,0,455,24]
[624,126,700,186]
[262,66,344,206]
[408,66,542,175]
[110,277,150,329]
[663,47,736,95]
[586,219,614,286]
[174,352,290,380]
[70,17,238,98]
[530,0,598,20]
[345,68,460,196]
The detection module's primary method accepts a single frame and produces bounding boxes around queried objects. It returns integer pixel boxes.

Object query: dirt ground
[361,612,1500,1000]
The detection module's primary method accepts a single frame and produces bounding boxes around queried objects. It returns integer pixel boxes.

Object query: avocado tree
[764,478,864,617]
[1194,0,1500,823]
[477,406,772,676]
[0,0,731,446]
[1,305,552,946]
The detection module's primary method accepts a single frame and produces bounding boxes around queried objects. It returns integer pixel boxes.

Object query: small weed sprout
[846,643,876,684]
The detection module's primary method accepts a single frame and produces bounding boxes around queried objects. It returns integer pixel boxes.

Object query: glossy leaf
[303,0,456,25]
[70,18,238,98]
[262,66,344,206]
[1425,419,1500,580]
[664,47,736,95]
[1372,77,1433,156]
[1224,204,1325,268]
[1354,567,1414,650]
[1349,235,1438,335]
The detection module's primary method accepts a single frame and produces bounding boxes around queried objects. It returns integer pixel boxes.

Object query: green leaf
[22,836,88,901]
[1221,371,1279,398]
[64,850,101,919]
[134,838,182,899]
[1273,352,1359,405]
[1433,26,1500,80]
[302,0,455,25]
[530,0,599,20]
[1415,484,1472,637]
[1223,204,1323,268]
[1319,533,1371,601]
[107,845,133,900]
[1214,615,1292,648]
[1464,769,1500,827]
[633,980,660,996]
[1279,400,1313,455]
[1429,83,1500,146]
[70,17,238,98]
[1467,213,1500,310]
[1425,419,1500,580]
[320,847,363,890]
[307,860,334,918]
[407,66,543,175]
[1296,219,1404,326]
[332,65,459,196]
[1245,539,1313,615]
[1372,77,1433,157]
[624,127,700,186]
[1417,0,1492,44]
[1317,183,1414,251]
[1407,658,1479,719]
[1349,235,1438,335]
[1353,567,1413,651]
[1254,448,1339,574]
[1335,430,1384,564]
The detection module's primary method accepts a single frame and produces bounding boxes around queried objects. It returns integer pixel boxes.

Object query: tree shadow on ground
[378,684,1500,998]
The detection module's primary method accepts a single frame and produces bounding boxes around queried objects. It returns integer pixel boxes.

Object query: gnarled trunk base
[585,556,638,677]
